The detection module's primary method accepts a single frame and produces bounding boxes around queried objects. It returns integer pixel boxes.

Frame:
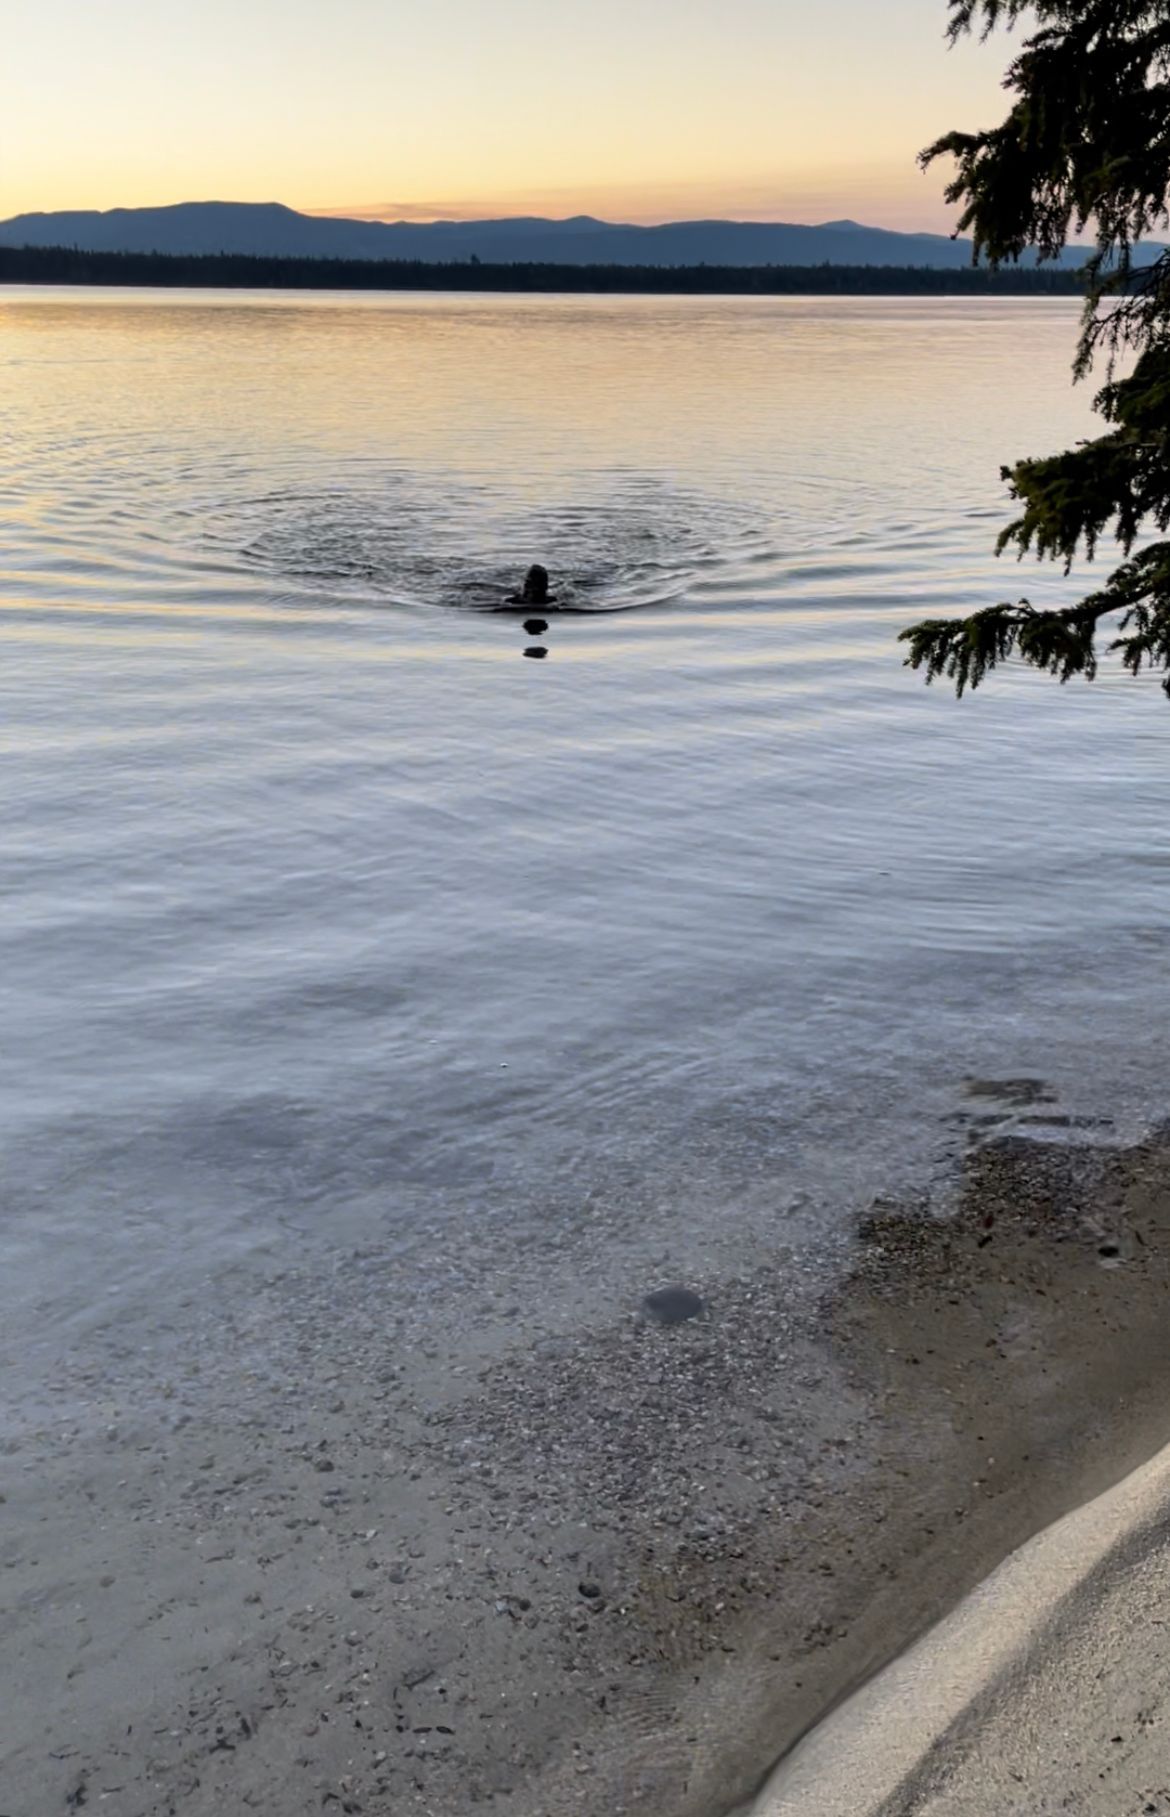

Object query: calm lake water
[4,289,1170,1355]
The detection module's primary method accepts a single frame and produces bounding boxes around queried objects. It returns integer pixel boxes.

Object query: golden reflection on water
[2,289,1089,509]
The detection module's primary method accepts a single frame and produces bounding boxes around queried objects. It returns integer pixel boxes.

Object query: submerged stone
[642,1286,704,1326]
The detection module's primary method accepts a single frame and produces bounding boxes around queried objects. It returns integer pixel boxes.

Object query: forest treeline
[0,243,1091,295]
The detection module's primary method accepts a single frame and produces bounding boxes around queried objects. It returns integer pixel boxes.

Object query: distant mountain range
[2,200,1159,269]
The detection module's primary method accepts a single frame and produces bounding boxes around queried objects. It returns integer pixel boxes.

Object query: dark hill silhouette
[2,199,1155,269]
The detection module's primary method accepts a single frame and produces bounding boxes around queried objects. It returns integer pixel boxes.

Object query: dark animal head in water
[521,564,550,605]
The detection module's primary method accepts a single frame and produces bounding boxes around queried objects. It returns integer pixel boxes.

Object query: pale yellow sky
[5,0,1012,227]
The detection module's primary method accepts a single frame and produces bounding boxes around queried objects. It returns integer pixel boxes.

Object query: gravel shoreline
[7,1087,1170,1816]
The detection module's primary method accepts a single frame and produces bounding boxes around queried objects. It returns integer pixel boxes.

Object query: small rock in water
[523,618,548,635]
[642,1286,704,1326]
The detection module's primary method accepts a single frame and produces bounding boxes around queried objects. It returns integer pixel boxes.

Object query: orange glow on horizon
[303,165,964,235]
[5,0,1012,234]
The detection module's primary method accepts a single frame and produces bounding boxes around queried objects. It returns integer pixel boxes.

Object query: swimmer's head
[521,564,550,605]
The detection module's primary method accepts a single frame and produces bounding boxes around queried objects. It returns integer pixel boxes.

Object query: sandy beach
[8,1085,1170,1817]
[750,1421,1170,1815]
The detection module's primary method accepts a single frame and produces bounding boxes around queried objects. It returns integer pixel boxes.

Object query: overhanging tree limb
[902,1,1170,695]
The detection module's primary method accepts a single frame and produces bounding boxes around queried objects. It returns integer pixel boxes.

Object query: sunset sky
[7,0,1013,229]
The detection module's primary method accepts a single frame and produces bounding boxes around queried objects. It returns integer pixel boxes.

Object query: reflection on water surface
[2,288,1169,1338]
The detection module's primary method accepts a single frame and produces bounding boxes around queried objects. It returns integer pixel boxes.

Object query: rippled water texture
[4,289,1170,1343]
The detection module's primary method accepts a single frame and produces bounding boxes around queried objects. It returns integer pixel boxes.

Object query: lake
[3,287,1169,1353]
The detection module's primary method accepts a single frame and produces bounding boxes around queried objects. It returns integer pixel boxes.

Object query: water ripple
[4,288,1170,1348]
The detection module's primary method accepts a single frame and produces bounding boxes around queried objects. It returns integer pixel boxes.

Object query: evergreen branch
[899,601,1101,694]
[906,2,1170,699]
[900,542,1170,693]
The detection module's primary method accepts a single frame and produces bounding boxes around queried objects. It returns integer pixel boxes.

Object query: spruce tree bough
[900,0,1170,695]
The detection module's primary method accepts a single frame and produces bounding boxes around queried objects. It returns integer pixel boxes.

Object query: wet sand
[7,1098,1170,1816]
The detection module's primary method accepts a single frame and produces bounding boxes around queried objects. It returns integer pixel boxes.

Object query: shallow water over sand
[4,288,1170,1353]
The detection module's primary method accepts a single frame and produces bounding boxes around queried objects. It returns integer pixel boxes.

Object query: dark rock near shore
[642,1286,705,1325]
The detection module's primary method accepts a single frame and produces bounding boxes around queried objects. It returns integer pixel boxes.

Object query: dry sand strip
[748,1435,1170,1817]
